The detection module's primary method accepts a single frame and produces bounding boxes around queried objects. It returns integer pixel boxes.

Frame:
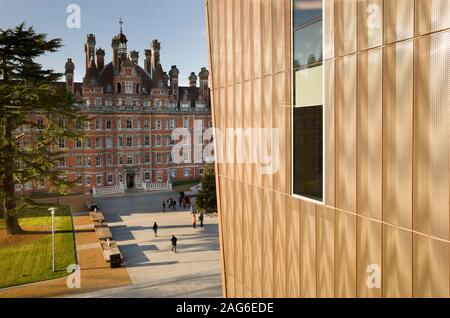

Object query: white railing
[144,181,172,192]
[93,183,125,197]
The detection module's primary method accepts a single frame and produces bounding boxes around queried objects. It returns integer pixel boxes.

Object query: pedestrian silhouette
[153,222,158,237]
[199,213,204,227]
[192,213,197,228]
[171,235,178,253]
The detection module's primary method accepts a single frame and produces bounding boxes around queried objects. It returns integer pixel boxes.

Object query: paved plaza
[76,191,222,298]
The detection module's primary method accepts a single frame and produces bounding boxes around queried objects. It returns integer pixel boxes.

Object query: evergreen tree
[195,164,217,213]
[0,23,85,234]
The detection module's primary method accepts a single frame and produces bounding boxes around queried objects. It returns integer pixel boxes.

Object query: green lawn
[0,206,76,289]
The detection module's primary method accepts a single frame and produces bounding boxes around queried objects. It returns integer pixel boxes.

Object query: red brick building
[13,24,211,194]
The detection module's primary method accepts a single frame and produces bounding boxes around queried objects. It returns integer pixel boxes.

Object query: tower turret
[96,48,105,72]
[144,49,152,75]
[188,72,198,87]
[169,65,179,100]
[65,58,75,93]
[151,39,161,78]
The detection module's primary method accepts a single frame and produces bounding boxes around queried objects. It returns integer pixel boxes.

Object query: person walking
[171,235,178,253]
[199,213,204,227]
[192,213,197,229]
[152,222,158,237]
[162,201,166,212]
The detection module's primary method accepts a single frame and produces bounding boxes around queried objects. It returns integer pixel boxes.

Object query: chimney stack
[96,48,105,72]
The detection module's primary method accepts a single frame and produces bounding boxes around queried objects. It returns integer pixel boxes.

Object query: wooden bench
[100,240,123,268]
[95,226,113,241]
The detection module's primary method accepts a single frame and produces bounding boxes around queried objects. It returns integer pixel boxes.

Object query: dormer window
[125,81,133,94]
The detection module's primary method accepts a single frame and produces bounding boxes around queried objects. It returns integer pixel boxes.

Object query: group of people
[151,212,205,254]
[162,194,193,212]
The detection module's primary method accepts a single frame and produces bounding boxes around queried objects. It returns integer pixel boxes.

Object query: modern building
[12,22,212,194]
[206,0,450,297]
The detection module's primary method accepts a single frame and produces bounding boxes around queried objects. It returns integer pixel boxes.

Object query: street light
[48,207,56,272]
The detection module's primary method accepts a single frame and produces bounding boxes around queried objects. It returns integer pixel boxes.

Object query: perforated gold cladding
[300,200,317,297]
[316,206,335,298]
[357,0,383,50]
[357,48,382,220]
[324,59,335,207]
[414,30,450,240]
[357,218,382,297]
[336,54,357,213]
[415,0,450,36]
[206,0,450,298]
[383,0,414,44]
[335,0,357,56]
[382,40,413,228]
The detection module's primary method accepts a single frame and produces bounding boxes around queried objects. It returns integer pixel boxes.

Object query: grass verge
[0,206,76,289]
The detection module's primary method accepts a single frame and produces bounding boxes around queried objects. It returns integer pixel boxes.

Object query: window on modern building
[144,135,150,146]
[155,119,162,130]
[156,153,162,163]
[144,121,150,129]
[107,174,113,184]
[293,0,323,202]
[106,155,112,166]
[106,120,112,130]
[96,156,101,167]
[126,119,132,129]
[145,171,151,181]
[144,153,150,163]
[127,155,133,165]
[125,81,133,94]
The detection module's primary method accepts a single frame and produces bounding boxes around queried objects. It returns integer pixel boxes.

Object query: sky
[0,0,208,86]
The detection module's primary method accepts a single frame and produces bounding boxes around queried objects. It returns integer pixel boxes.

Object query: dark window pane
[293,0,322,28]
[293,106,323,201]
[294,20,323,70]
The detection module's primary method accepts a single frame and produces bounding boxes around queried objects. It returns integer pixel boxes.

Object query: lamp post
[48,207,56,272]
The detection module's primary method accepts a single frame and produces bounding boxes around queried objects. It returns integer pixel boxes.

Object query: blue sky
[0,0,208,86]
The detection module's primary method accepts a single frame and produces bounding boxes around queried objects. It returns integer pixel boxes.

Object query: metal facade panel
[357,0,383,50]
[226,0,233,86]
[233,0,242,82]
[324,59,335,207]
[234,180,244,297]
[273,192,286,297]
[252,186,263,297]
[261,188,274,297]
[382,40,414,228]
[242,183,253,297]
[316,205,335,298]
[261,0,273,76]
[272,0,286,73]
[384,0,414,44]
[415,0,450,36]
[336,54,357,213]
[324,0,335,60]
[413,30,450,240]
[253,0,262,78]
[383,225,413,297]
[286,197,301,297]
[357,218,382,297]
[413,234,450,297]
[357,48,382,220]
[334,211,357,297]
[243,0,252,81]
[300,200,317,297]
[336,0,357,56]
